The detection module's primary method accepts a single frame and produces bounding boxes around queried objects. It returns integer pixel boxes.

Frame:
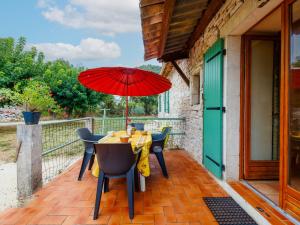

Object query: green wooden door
[203,39,224,179]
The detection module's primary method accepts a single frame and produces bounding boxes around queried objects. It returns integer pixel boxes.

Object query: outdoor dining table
[91,130,152,192]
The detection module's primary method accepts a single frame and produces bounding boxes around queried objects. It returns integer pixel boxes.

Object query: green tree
[128,65,161,115]
[42,60,111,117]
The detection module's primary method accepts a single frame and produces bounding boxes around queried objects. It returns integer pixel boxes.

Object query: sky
[0,0,160,68]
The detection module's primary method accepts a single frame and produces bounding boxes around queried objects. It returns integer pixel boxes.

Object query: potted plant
[16,80,57,125]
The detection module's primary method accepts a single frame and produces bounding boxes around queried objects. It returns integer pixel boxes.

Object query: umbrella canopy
[78,67,172,128]
[78,67,171,96]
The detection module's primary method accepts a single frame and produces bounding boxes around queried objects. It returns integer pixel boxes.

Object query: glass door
[283,0,300,218]
[288,0,300,194]
[244,36,281,180]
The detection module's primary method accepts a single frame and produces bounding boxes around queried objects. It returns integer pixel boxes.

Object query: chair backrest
[161,127,171,139]
[131,123,145,131]
[76,128,95,150]
[161,127,172,147]
[76,128,93,141]
[94,143,135,175]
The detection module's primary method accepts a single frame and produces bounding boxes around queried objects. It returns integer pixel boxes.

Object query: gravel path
[0,162,17,211]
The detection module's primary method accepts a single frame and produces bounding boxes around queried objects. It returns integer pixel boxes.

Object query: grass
[0,126,17,163]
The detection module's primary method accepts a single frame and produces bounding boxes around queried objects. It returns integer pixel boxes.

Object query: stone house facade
[143,0,300,222]
[140,0,300,222]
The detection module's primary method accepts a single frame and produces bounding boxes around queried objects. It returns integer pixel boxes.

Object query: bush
[15,80,57,112]
[0,88,20,107]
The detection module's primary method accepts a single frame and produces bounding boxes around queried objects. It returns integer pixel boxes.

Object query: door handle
[206,107,226,112]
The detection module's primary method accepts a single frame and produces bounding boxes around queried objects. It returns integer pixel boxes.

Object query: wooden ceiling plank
[169,20,198,29]
[171,15,203,25]
[166,40,186,48]
[141,4,164,19]
[168,26,194,34]
[167,36,190,43]
[166,42,186,49]
[173,3,206,15]
[143,30,161,39]
[164,48,183,54]
[159,51,189,62]
[176,0,204,8]
[143,24,162,34]
[172,8,206,19]
[140,0,165,8]
[142,14,163,26]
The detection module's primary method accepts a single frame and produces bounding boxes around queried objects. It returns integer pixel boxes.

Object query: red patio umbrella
[78,67,172,128]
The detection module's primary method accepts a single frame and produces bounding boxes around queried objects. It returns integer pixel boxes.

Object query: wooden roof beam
[158,0,176,57]
[171,60,190,87]
[187,0,224,49]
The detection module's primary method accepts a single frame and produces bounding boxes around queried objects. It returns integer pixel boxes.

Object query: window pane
[250,40,280,160]
[288,0,300,191]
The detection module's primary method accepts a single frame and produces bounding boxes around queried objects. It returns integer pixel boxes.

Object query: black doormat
[203,197,257,225]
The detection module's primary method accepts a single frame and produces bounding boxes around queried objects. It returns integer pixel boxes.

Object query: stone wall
[0,107,22,122]
[159,60,203,164]
[159,0,248,164]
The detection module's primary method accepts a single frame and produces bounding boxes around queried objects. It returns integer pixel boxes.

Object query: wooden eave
[140,0,225,62]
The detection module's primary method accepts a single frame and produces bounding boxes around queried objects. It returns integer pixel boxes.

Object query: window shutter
[164,92,167,112]
[167,91,170,113]
[158,95,161,112]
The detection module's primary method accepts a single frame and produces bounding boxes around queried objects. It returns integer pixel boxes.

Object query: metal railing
[41,117,185,183]
[93,117,185,148]
[41,118,91,183]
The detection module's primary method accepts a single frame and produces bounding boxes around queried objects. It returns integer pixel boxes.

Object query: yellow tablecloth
[91,130,152,177]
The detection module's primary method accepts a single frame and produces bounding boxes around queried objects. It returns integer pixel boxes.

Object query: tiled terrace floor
[0,150,228,225]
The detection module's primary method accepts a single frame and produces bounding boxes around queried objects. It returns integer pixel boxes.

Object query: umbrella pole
[125,96,128,129]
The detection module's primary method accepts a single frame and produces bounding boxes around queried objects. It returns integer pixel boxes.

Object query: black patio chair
[130,122,145,131]
[151,126,170,141]
[150,127,172,178]
[93,143,141,220]
[76,128,105,181]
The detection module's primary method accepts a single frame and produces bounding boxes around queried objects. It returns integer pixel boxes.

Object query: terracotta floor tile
[28,215,67,224]
[123,215,154,224]
[175,213,203,223]
[144,207,164,215]
[48,207,82,216]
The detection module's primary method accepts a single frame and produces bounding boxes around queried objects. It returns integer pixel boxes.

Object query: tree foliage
[129,65,162,115]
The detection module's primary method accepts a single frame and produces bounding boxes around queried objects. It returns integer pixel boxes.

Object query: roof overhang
[140,0,225,62]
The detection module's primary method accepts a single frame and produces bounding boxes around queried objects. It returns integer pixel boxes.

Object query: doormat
[203,197,257,225]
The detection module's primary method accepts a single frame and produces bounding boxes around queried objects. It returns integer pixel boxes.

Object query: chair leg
[104,178,109,193]
[88,154,95,170]
[126,169,134,219]
[154,152,169,178]
[93,171,105,220]
[78,152,93,181]
[134,167,140,192]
